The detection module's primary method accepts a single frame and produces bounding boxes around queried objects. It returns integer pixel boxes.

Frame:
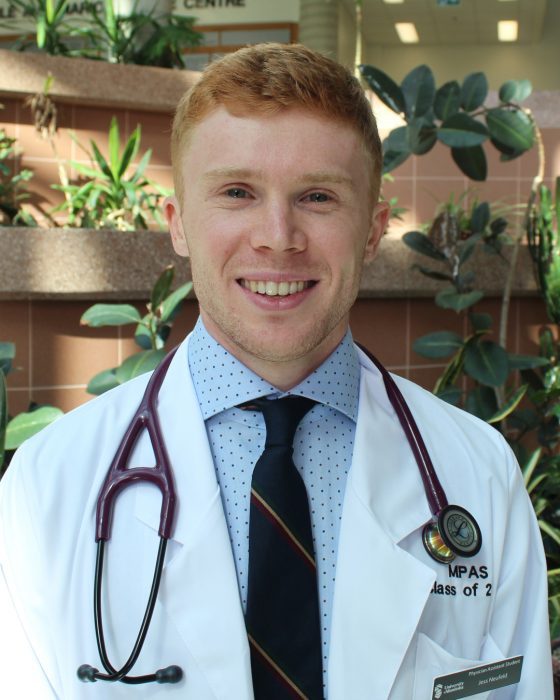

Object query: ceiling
[343,0,549,46]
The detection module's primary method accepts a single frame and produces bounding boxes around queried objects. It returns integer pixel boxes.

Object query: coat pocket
[412,633,506,700]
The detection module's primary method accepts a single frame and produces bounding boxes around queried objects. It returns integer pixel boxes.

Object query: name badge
[432,655,523,698]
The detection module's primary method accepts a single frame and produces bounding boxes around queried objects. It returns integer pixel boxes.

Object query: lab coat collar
[134,338,254,700]
[328,351,436,699]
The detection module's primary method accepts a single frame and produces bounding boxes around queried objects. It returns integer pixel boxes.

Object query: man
[0,43,553,699]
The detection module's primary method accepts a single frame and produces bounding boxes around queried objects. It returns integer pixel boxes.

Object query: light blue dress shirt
[188,318,360,686]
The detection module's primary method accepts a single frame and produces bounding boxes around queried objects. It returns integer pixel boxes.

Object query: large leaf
[382,149,410,174]
[86,367,120,396]
[470,202,490,234]
[151,265,175,312]
[437,113,488,148]
[507,354,550,370]
[134,315,155,350]
[499,79,532,104]
[403,231,446,261]
[435,288,484,312]
[118,126,141,179]
[464,340,509,387]
[460,72,488,112]
[359,64,406,114]
[407,119,437,155]
[465,385,498,421]
[81,304,142,327]
[385,126,408,152]
[160,282,193,323]
[469,312,492,332]
[434,81,461,121]
[108,116,121,182]
[487,384,528,424]
[413,331,464,359]
[5,406,64,450]
[115,349,166,384]
[451,146,487,181]
[401,65,436,120]
[486,108,534,152]
[436,386,462,406]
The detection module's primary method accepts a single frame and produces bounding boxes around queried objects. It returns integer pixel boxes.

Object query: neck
[199,315,347,391]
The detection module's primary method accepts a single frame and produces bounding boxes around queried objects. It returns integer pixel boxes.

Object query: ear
[364,201,390,263]
[164,195,189,257]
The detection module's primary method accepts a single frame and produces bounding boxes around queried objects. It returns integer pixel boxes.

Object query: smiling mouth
[238,279,315,297]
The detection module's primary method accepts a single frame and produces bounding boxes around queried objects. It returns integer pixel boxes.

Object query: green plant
[405,194,548,422]
[528,178,560,325]
[359,64,535,181]
[52,115,169,230]
[0,342,63,478]
[0,113,36,226]
[81,266,192,395]
[74,0,201,66]
[5,0,73,56]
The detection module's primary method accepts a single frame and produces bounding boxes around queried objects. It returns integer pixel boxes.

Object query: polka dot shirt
[188,318,360,689]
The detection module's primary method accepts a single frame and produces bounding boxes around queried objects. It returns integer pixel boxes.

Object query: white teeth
[241,279,310,296]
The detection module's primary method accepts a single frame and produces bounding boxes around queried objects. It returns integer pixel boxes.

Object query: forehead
[180,106,372,184]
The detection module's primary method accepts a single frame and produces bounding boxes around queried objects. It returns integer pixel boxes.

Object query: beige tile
[31,387,92,413]
[408,365,449,393]
[0,301,30,388]
[414,141,462,179]
[129,109,174,168]
[19,158,65,221]
[5,389,32,417]
[0,97,18,138]
[540,128,560,180]
[71,105,129,163]
[381,177,415,235]
[408,297,465,366]
[31,300,120,387]
[351,298,408,368]
[413,179,468,229]
[484,140,521,181]
[17,101,74,161]
[516,296,557,356]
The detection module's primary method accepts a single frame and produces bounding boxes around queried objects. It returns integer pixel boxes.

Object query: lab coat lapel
[134,340,253,700]
[328,360,436,700]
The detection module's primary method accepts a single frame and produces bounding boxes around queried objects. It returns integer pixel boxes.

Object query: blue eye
[226,188,248,198]
[307,192,329,203]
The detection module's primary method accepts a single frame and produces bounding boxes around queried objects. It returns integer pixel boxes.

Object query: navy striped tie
[245,396,323,700]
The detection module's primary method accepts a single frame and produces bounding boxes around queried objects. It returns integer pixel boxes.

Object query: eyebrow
[202,167,353,188]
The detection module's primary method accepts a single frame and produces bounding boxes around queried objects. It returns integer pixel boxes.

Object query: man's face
[165,106,388,382]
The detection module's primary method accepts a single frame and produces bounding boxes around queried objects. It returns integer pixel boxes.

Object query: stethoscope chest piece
[423,504,482,564]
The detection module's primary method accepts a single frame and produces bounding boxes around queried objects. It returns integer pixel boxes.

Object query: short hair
[171,43,382,203]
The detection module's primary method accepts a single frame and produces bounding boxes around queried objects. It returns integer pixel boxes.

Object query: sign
[174,0,299,25]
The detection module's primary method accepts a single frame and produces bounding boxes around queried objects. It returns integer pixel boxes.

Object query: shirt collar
[188,318,360,422]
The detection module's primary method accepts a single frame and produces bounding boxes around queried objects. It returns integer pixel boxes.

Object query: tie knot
[253,396,316,448]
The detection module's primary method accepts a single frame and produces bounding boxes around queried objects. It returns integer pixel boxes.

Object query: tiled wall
[1,94,559,415]
[1,296,554,415]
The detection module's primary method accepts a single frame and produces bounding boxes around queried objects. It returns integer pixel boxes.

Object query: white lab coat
[0,338,553,699]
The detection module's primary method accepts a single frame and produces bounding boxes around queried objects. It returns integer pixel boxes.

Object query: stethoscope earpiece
[423,505,482,564]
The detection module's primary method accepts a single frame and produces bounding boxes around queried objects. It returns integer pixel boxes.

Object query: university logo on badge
[433,683,443,699]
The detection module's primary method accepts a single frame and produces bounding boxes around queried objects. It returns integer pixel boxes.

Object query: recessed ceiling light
[395,22,419,43]
[498,20,518,41]
[383,0,405,4]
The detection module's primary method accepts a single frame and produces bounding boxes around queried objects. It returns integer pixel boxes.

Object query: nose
[249,200,307,253]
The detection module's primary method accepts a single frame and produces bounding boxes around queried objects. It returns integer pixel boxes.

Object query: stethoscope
[78,343,482,686]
